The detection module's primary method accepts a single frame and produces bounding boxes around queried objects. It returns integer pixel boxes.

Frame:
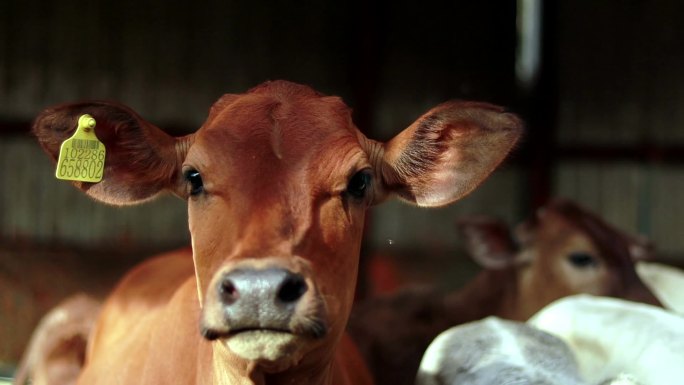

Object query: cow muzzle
[200,261,327,366]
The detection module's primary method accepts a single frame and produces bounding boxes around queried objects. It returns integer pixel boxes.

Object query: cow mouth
[200,319,327,342]
[200,325,325,369]
[201,326,294,341]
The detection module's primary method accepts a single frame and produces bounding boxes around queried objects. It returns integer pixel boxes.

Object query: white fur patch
[224,331,306,369]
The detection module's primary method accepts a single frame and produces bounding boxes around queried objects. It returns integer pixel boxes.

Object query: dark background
[1,0,684,372]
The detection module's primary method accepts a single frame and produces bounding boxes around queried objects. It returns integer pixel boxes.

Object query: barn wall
[555,163,684,256]
[0,1,356,125]
[551,0,684,258]
[555,1,684,146]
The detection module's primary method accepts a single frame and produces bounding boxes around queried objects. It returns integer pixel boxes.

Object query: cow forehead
[535,201,633,268]
[205,82,354,144]
[193,86,360,175]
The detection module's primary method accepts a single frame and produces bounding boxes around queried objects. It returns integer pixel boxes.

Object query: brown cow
[348,198,661,385]
[30,80,522,385]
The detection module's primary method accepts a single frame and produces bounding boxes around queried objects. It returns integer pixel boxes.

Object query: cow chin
[223,330,308,372]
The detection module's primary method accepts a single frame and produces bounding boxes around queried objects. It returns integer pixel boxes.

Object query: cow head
[33,81,521,372]
[458,198,660,320]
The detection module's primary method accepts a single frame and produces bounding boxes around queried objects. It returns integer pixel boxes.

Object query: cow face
[189,86,374,370]
[515,199,661,315]
[459,199,661,320]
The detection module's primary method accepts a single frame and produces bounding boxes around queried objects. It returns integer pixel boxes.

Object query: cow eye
[346,170,372,199]
[567,252,598,268]
[184,169,204,196]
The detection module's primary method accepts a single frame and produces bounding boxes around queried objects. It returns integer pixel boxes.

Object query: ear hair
[381,101,523,207]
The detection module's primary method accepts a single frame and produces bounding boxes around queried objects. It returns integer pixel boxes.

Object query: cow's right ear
[33,101,193,205]
[366,101,522,207]
[457,216,518,269]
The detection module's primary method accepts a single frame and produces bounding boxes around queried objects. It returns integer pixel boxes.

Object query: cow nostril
[277,275,308,303]
[219,279,239,304]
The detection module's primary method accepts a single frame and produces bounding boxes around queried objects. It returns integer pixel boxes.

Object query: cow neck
[442,267,519,324]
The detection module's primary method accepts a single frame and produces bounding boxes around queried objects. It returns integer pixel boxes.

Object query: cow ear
[457,216,518,269]
[375,101,522,207]
[627,234,656,261]
[32,101,193,205]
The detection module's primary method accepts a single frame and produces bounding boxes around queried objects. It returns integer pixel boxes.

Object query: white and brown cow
[529,295,684,385]
[417,314,649,385]
[348,198,660,385]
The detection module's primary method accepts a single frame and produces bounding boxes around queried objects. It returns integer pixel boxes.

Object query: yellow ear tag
[55,114,106,182]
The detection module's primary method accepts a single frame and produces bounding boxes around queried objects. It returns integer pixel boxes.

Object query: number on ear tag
[55,114,106,182]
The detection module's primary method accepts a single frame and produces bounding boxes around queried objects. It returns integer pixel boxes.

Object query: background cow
[416,317,585,385]
[416,316,645,385]
[529,295,684,385]
[348,198,660,385]
[29,80,522,385]
[635,261,684,314]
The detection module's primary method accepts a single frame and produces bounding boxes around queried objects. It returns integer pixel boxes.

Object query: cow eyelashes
[184,169,204,196]
[346,170,372,200]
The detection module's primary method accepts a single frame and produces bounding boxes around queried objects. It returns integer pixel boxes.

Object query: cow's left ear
[32,101,193,205]
[457,216,519,269]
[370,101,522,207]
